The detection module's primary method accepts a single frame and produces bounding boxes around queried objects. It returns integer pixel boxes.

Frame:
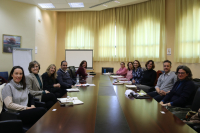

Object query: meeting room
[0,0,200,133]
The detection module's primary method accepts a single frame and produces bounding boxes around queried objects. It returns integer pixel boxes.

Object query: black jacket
[42,72,59,93]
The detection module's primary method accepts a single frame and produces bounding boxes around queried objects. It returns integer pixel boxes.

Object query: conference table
[27,74,197,133]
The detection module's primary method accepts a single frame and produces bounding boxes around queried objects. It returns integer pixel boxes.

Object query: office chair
[0,72,8,81]
[101,67,114,74]
[68,66,76,78]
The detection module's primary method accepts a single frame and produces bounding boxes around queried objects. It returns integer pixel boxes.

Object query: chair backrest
[0,120,23,133]
[0,72,8,81]
[154,70,163,86]
[0,83,6,114]
[102,67,114,73]
[68,66,76,78]
[67,69,72,78]
[191,87,200,112]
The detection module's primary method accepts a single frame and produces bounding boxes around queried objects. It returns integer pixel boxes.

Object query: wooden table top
[27,74,197,133]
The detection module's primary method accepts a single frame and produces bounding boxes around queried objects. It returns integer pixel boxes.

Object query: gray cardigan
[2,80,29,112]
[26,73,43,101]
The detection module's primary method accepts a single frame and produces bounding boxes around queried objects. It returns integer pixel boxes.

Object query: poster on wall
[2,34,21,53]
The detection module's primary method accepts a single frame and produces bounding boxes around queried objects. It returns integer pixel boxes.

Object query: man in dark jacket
[57,61,76,90]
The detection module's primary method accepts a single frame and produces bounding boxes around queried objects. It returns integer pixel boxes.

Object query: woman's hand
[45,90,50,93]
[132,80,135,83]
[26,105,35,110]
[53,83,60,88]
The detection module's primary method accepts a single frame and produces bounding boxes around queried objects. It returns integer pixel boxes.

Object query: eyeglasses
[177,72,186,75]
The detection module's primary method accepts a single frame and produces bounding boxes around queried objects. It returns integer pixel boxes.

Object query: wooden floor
[27,74,197,133]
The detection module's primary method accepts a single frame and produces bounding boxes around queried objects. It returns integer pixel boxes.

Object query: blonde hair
[46,64,57,79]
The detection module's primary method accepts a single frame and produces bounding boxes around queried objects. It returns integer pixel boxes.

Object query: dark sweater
[140,69,156,86]
[162,80,195,107]
[57,69,76,89]
[42,72,59,93]
[76,67,88,77]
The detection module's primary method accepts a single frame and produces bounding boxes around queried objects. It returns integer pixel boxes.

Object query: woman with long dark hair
[2,66,46,125]
[76,60,88,77]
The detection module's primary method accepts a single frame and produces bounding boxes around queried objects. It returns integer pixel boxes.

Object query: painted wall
[0,0,57,75]
[35,7,57,74]
[0,0,36,73]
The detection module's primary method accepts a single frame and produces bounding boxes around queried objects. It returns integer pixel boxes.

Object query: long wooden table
[27,74,197,133]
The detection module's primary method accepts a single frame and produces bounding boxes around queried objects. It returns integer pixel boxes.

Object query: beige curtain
[115,0,165,62]
[175,0,200,63]
[65,0,165,62]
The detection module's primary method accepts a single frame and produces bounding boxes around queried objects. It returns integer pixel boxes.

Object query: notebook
[57,97,84,105]
[66,88,80,92]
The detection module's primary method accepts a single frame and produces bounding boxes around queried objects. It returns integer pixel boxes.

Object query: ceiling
[13,0,149,11]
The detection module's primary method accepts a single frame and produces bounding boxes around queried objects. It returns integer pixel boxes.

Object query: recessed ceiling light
[103,4,108,7]
[114,1,120,3]
[68,3,84,8]
[38,3,55,8]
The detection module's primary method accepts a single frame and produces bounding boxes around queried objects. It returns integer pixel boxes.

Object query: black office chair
[1,100,46,133]
[102,67,114,74]
[68,66,76,78]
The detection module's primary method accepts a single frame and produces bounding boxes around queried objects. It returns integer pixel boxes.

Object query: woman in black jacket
[136,60,157,93]
[42,64,64,98]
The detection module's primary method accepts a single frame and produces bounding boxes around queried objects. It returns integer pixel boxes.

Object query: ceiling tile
[66,0,99,3]
[50,0,67,3]
[54,3,70,8]
[33,0,51,3]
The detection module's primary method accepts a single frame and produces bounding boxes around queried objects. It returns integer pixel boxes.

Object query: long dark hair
[9,66,26,90]
[176,65,193,81]
[127,62,133,71]
[133,60,141,69]
[79,60,87,68]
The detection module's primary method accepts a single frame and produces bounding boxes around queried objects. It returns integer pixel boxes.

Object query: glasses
[177,72,186,75]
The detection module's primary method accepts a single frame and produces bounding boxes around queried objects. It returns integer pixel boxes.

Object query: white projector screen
[65,50,93,69]
[13,48,32,75]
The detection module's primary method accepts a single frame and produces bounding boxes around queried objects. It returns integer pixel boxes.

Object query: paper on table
[75,84,95,86]
[57,97,84,105]
[110,76,123,78]
[119,81,132,83]
[66,88,80,92]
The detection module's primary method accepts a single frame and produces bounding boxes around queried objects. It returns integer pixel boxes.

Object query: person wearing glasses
[57,61,76,90]
[116,62,127,76]
[160,65,195,107]
[147,60,177,102]
[26,61,57,110]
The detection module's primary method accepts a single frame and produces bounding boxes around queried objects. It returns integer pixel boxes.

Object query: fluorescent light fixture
[114,1,120,3]
[68,3,84,8]
[103,4,108,7]
[38,3,55,8]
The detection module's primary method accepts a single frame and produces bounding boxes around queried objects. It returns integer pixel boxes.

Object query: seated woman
[131,60,143,84]
[2,66,46,126]
[160,65,195,107]
[76,60,88,77]
[126,62,133,81]
[116,62,127,76]
[136,60,157,93]
[26,61,57,110]
[42,64,64,98]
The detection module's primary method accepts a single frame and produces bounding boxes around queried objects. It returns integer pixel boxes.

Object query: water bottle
[76,74,79,85]
[104,69,106,73]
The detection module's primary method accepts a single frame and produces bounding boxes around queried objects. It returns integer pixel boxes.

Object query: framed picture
[2,34,21,53]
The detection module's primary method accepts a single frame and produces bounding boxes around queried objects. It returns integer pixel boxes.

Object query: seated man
[57,61,76,90]
[116,62,127,76]
[147,60,177,102]
[160,65,195,107]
